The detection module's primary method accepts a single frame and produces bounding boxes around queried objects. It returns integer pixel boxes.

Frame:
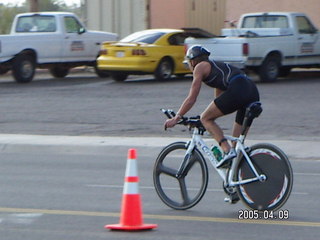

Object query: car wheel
[94,61,110,78]
[12,54,36,83]
[111,72,128,82]
[94,66,110,78]
[154,58,173,81]
[50,66,70,78]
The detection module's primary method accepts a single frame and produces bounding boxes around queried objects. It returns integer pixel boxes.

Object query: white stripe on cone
[123,182,139,194]
[125,159,138,177]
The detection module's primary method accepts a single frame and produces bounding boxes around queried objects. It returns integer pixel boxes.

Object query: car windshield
[120,31,166,44]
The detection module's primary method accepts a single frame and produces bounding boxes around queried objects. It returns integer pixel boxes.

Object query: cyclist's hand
[164,117,179,130]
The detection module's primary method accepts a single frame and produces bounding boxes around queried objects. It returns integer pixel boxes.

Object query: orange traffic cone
[105,148,157,231]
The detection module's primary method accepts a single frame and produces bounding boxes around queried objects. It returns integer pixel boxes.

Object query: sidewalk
[0,134,318,160]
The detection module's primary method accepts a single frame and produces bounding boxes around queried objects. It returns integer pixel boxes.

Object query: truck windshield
[16,15,56,32]
[242,15,288,28]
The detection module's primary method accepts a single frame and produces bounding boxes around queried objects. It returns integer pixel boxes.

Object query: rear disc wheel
[236,143,293,211]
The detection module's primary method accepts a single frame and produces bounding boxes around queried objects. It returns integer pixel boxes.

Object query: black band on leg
[219,138,228,146]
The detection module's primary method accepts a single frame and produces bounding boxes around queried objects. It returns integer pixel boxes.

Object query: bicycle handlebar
[161,109,205,131]
[161,109,176,119]
[162,101,262,136]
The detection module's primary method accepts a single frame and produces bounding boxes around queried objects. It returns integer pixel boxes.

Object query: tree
[0,4,26,34]
[30,0,38,11]
[29,0,79,12]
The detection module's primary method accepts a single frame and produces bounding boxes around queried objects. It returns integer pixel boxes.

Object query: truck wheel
[12,54,36,83]
[259,56,280,82]
[154,58,173,81]
[111,72,128,82]
[50,66,69,78]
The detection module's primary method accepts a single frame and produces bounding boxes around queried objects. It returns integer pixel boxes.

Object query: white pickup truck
[185,12,320,82]
[0,12,117,83]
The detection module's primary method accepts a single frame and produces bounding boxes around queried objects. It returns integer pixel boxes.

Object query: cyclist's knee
[201,109,223,124]
[200,113,216,125]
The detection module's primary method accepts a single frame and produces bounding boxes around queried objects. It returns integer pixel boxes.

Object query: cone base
[105,223,157,231]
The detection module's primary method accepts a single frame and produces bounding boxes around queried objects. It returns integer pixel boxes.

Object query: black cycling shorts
[214,76,260,126]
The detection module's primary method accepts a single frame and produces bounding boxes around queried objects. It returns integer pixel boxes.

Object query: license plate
[116,51,125,57]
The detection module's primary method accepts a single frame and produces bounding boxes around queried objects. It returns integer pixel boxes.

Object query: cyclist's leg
[201,84,243,153]
[231,78,260,145]
[232,108,247,137]
[200,101,231,153]
[231,122,242,148]
[201,77,259,152]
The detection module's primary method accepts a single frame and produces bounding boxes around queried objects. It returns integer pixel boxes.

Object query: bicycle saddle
[246,101,263,119]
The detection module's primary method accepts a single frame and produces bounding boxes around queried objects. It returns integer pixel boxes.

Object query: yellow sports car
[97,28,212,81]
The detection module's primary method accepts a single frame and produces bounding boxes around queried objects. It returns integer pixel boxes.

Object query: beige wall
[150,0,320,34]
[186,0,226,34]
[84,0,320,37]
[149,0,226,34]
[84,0,148,38]
[149,0,187,29]
[226,0,320,28]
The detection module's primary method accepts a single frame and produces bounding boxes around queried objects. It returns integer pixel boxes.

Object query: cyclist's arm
[176,62,210,117]
[164,61,210,129]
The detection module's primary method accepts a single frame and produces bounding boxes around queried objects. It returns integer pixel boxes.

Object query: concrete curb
[0,134,318,160]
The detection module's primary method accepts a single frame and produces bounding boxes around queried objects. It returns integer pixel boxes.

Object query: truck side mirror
[78,27,86,34]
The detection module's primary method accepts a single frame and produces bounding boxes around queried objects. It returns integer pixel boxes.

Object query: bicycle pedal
[224,195,240,204]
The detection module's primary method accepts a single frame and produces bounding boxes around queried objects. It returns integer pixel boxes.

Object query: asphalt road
[0,68,320,141]
[0,69,319,239]
[0,145,319,240]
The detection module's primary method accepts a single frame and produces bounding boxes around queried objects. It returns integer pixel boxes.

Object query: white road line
[294,172,320,176]
[0,213,43,225]
[0,134,319,160]
[85,184,308,195]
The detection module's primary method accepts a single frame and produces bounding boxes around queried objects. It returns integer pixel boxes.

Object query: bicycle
[153,102,293,211]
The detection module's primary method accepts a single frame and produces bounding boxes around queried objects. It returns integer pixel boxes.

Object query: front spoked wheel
[236,143,293,211]
[153,142,208,210]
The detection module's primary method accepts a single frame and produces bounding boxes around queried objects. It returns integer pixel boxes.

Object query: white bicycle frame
[183,128,266,187]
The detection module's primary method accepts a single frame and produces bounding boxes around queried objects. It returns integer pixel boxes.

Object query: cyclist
[164,45,260,167]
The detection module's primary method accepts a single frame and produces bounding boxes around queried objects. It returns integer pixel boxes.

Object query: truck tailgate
[185,37,247,68]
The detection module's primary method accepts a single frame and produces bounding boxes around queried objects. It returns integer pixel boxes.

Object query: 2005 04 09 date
[238,209,289,220]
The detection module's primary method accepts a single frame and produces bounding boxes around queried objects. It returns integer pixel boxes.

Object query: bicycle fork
[173,141,191,178]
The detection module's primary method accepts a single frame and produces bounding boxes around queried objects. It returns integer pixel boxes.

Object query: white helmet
[186,45,210,60]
